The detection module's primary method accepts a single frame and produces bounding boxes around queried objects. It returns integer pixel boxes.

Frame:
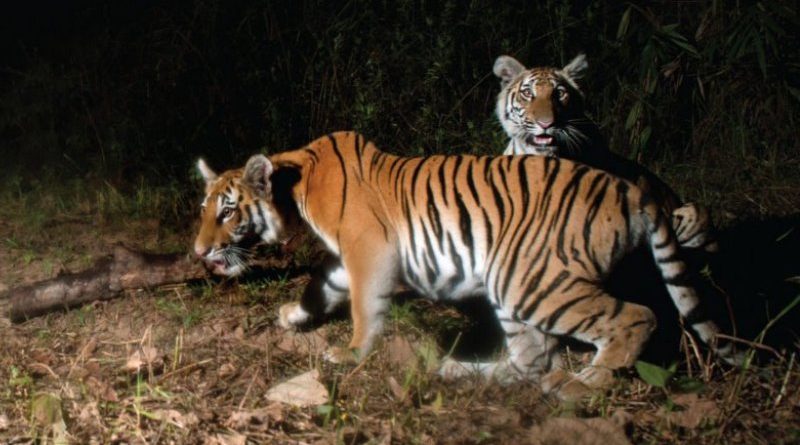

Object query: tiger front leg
[279,256,350,330]
[323,250,397,365]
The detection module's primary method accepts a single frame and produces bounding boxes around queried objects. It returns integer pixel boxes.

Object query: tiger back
[194,131,740,393]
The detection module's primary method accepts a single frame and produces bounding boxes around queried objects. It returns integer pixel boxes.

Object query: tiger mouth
[526,134,555,146]
[199,255,237,276]
[202,258,229,275]
[210,259,226,268]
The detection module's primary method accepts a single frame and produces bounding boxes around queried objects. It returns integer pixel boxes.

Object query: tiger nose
[537,118,554,129]
[194,246,211,258]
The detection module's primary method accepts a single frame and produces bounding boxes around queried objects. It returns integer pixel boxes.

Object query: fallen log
[5,245,207,323]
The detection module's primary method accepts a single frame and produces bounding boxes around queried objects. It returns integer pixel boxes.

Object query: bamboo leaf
[640,126,652,149]
[617,6,632,40]
[754,35,767,78]
[670,38,700,57]
[625,102,642,130]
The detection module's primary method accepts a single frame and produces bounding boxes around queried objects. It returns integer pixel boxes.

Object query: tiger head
[494,54,598,157]
[193,155,300,276]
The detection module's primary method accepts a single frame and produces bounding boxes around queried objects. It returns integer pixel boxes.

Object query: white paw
[323,346,359,364]
[438,357,475,380]
[278,303,311,330]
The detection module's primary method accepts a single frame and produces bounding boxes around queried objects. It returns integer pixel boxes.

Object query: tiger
[194,131,740,393]
[493,54,716,253]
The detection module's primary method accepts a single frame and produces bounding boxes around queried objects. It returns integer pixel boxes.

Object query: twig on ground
[715,333,782,359]
[774,352,796,408]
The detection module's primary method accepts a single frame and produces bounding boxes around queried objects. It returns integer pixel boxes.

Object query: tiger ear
[493,55,526,88]
[197,158,218,185]
[243,154,274,198]
[562,53,588,81]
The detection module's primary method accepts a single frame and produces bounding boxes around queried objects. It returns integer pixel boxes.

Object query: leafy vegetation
[1,1,798,215]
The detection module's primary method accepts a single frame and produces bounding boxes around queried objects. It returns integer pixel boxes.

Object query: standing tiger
[493,54,716,252]
[194,131,739,392]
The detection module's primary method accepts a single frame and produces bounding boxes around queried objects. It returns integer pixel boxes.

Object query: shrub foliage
[1,1,797,187]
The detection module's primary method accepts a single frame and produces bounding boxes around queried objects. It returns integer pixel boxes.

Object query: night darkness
[2,1,795,187]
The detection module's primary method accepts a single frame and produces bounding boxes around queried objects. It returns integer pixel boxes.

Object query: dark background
[2,0,797,198]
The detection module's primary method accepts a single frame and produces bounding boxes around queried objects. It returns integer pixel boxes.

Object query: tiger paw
[438,357,475,380]
[278,302,312,330]
[574,365,614,389]
[323,346,359,364]
[540,369,595,402]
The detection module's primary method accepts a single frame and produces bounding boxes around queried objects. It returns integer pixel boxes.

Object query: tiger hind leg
[440,307,561,383]
[538,283,656,391]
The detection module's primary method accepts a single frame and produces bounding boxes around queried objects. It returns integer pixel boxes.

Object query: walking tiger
[194,131,740,391]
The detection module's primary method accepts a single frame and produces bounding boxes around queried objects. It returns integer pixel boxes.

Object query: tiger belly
[398,239,486,302]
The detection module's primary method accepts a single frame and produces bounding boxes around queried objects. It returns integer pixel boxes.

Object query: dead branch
[4,245,207,322]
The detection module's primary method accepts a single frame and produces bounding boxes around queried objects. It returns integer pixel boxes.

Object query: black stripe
[465,158,481,205]
[244,205,255,233]
[585,173,606,200]
[626,319,654,330]
[426,182,443,247]
[499,159,537,297]
[354,133,365,178]
[422,249,439,289]
[303,148,319,163]
[489,159,514,300]
[420,215,439,279]
[583,176,609,273]
[325,276,348,293]
[403,254,423,290]
[489,161,507,223]
[554,166,590,265]
[609,299,625,319]
[328,134,348,222]
[409,158,428,205]
[369,150,383,181]
[565,310,605,336]
[517,157,530,212]
[662,273,693,287]
[256,201,267,232]
[684,304,710,324]
[546,294,593,331]
[438,158,449,207]
[369,206,390,241]
[616,180,631,238]
[465,159,494,248]
[445,232,465,290]
[523,270,570,323]
[537,158,560,215]
[403,196,418,265]
[453,159,474,269]
[392,157,415,199]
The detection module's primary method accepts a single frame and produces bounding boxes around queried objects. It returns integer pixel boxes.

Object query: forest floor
[1,181,799,445]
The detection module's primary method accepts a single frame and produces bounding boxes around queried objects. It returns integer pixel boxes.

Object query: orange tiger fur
[194,131,739,390]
